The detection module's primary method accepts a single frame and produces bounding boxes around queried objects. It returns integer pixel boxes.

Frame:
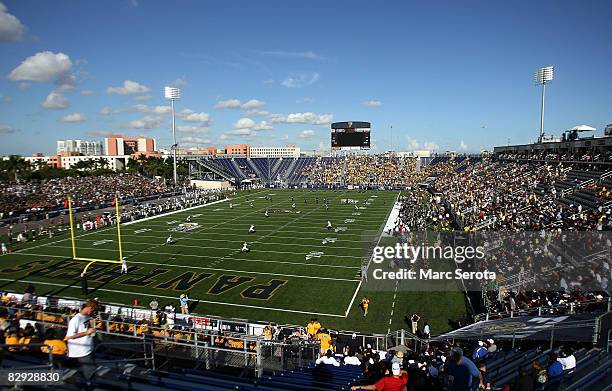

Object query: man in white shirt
[316,350,340,366]
[343,351,361,366]
[558,351,576,371]
[65,299,98,384]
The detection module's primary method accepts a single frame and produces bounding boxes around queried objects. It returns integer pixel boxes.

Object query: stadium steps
[247,158,269,182]
[562,353,612,391]
[487,348,541,382]
[259,364,362,390]
[197,158,236,181]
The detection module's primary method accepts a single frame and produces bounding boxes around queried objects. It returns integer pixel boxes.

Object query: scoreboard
[331,121,371,149]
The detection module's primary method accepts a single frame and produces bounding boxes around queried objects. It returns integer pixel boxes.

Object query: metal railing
[473,298,611,323]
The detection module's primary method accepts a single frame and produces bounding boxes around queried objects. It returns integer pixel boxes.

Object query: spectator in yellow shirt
[41,329,67,356]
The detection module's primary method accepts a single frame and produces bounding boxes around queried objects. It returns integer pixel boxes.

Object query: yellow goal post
[67,194,124,275]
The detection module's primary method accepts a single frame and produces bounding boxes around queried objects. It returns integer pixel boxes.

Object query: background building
[104,134,156,156]
[57,139,103,156]
[250,145,301,158]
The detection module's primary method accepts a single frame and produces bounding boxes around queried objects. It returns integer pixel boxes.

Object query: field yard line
[77,235,366,250]
[63,240,363,259]
[203,190,348,282]
[0,277,346,318]
[135,208,392,225]
[126,260,359,281]
[117,228,369,237]
[344,191,401,318]
[39,244,364,267]
[122,196,232,225]
[94,231,368,243]
[10,251,359,270]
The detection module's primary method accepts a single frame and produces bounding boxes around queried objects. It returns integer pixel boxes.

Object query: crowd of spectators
[0,174,172,220]
[302,156,422,187]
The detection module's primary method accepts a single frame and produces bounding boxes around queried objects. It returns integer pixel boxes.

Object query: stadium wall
[191,178,233,190]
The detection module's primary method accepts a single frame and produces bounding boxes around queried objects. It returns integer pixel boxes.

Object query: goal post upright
[115,195,123,262]
[67,195,77,259]
[67,194,123,276]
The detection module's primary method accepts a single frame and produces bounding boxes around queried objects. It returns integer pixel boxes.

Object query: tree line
[0,155,188,183]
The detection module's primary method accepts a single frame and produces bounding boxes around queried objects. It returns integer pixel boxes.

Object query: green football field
[0,189,467,334]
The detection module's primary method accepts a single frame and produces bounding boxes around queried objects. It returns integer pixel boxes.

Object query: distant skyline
[1,0,611,155]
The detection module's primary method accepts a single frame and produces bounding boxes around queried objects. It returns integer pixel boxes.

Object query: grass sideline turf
[0,189,467,334]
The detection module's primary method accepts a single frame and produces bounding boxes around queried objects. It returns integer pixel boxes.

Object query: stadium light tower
[534,66,554,143]
[164,86,181,185]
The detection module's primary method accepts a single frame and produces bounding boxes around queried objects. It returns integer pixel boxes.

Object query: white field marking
[0,278,346,318]
[117,227,371,237]
[8,253,357,282]
[123,196,233,226]
[387,280,400,334]
[38,242,363,261]
[4,190,268,256]
[136,205,384,226]
[127,259,359,282]
[67,240,363,259]
[345,191,400,318]
[94,230,369,243]
[132,206,392,223]
[77,234,365,250]
[209,191,348,271]
[124,202,392,220]
[13,251,359,271]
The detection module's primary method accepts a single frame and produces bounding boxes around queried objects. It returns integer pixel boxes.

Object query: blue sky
[1,0,611,155]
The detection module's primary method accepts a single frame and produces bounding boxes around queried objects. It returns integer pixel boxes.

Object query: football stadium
[0,1,611,390]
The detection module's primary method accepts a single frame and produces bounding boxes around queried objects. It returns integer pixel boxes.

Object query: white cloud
[133,94,152,101]
[179,109,211,124]
[281,72,320,88]
[0,123,19,134]
[170,77,188,87]
[254,120,272,130]
[17,82,30,89]
[364,100,382,107]
[240,99,265,110]
[55,73,76,90]
[99,106,118,115]
[407,138,419,150]
[214,99,241,109]
[130,104,171,114]
[222,117,272,139]
[256,50,324,60]
[214,98,266,110]
[176,125,209,134]
[180,136,211,145]
[270,112,332,125]
[406,137,439,152]
[459,140,468,150]
[0,2,26,42]
[299,130,316,138]
[245,109,269,116]
[61,113,86,123]
[42,90,68,109]
[423,142,440,151]
[80,89,94,96]
[232,117,272,132]
[107,80,150,95]
[8,51,72,82]
[224,129,256,137]
[234,117,255,129]
[129,115,163,130]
